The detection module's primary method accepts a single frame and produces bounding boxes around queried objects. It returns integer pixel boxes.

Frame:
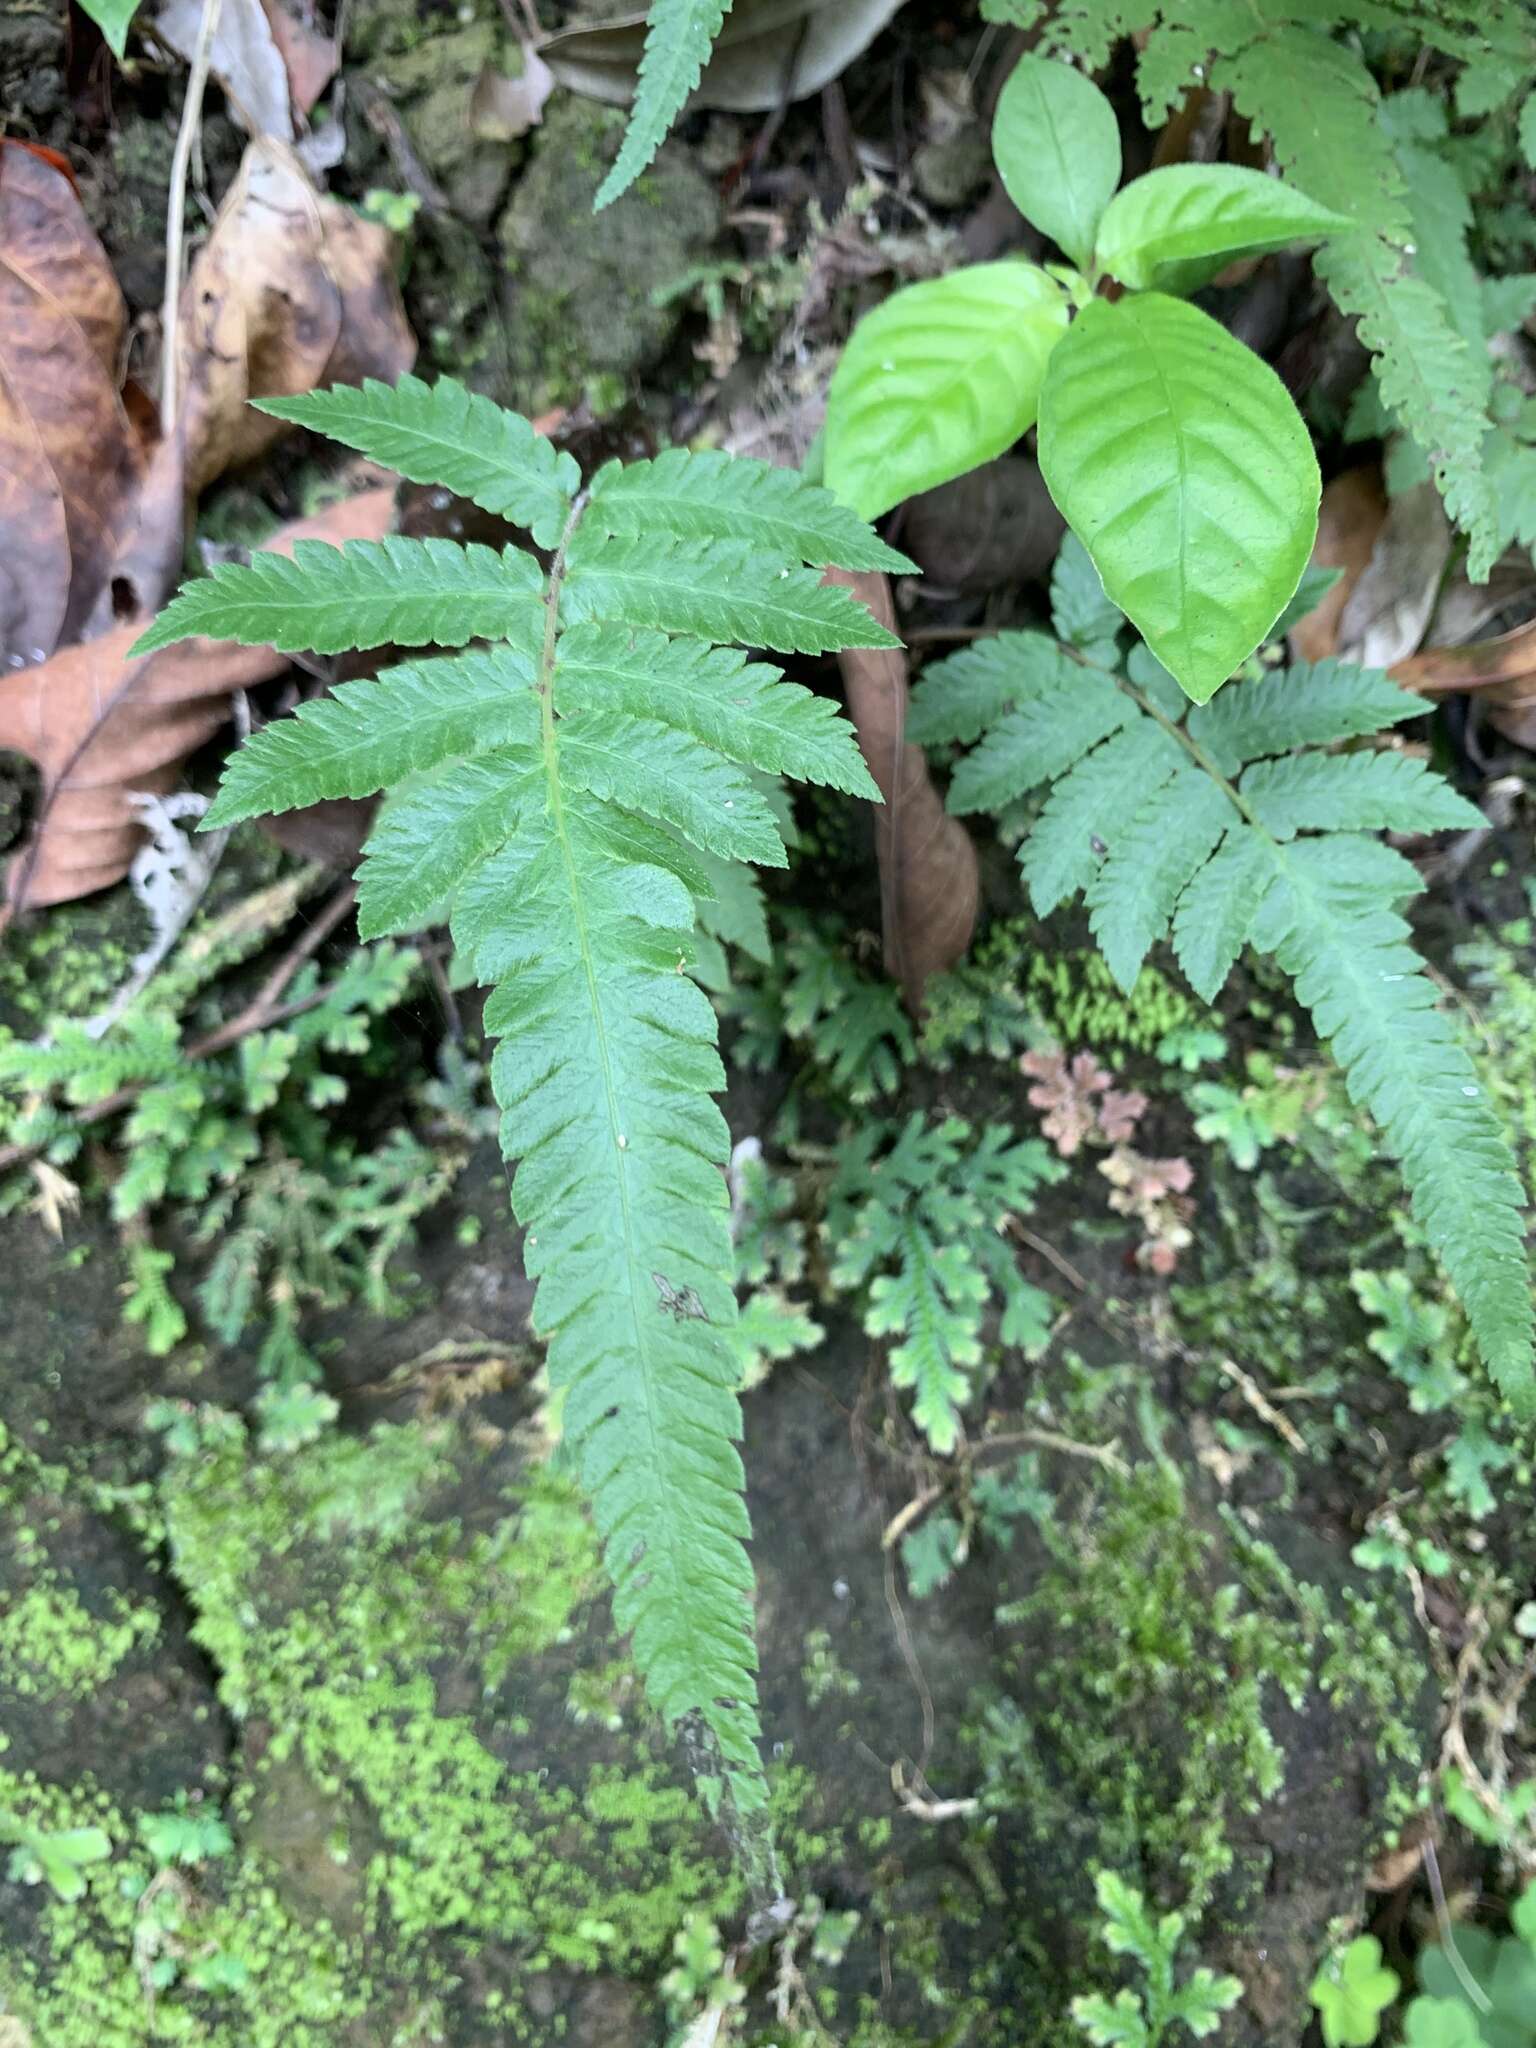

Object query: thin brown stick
[161,0,225,428]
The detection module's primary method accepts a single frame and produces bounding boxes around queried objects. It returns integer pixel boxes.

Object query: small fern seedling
[909,617,1534,1409]
[133,373,910,1813]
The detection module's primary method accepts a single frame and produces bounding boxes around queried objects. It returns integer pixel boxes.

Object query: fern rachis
[911,634,1534,1408]
[133,375,906,1814]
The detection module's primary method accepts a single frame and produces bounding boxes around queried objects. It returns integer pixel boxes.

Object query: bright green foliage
[1094,164,1348,295]
[0,1816,112,1903]
[1070,1870,1242,2045]
[594,0,730,209]
[1410,1885,1536,2045]
[915,620,1533,1409]
[1309,1934,1401,2048]
[1037,292,1320,702]
[993,55,1122,270]
[74,0,136,53]
[132,375,895,1814]
[825,1116,1062,1452]
[823,263,1071,521]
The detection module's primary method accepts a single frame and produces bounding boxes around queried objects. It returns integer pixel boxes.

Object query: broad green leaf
[991,54,1121,271]
[585,448,914,572]
[200,647,541,828]
[258,377,581,549]
[1086,760,1238,989]
[558,710,787,866]
[823,262,1070,521]
[78,0,138,53]
[1095,164,1349,295]
[357,753,539,940]
[1240,749,1482,840]
[1037,292,1320,702]
[131,538,545,657]
[554,622,877,795]
[1021,719,1182,915]
[561,532,899,654]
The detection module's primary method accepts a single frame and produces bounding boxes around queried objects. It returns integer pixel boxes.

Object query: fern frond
[135,376,907,1817]
[928,628,1533,1404]
[201,649,541,827]
[594,0,732,209]
[1240,750,1482,840]
[945,669,1135,815]
[587,449,914,573]
[356,753,541,940]
[554,624,878,795]
[906,632,1072,747]
[132,539,544,657]
[562,531,898,655]
[257,378,582,548]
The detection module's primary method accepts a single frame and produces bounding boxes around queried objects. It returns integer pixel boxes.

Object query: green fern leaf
[256,377,581,548]
[907,633,1072,747]
[867,1234,987,1455]
[594,0,731,209]
[357,753,540,940]
[586,449,914,572]
[1170,828,1271,1002]
[1251,835,1534,1406]
[1021,720,1183,916]
[557,711,787,866]
[131,538,544,657]
[453,798,761,1771]
[562,531,900,655]
[554,623,877,795]
[1087,762,1238,990]
[1240,750,1482,840]
[948,670,1136,815]
[1186,657,1424,774]
[201,648,541,828]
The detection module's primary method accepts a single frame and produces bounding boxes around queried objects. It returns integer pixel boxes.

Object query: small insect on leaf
[653,1272,710,1322]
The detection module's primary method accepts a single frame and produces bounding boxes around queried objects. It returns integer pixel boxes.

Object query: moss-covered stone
[496,96,719,412]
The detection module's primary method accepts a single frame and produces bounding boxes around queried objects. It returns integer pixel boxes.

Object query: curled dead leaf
[470,50,557,143]
[1289,464,1387,664]
[176,139,415,495]
[259,0,339,117]
[823,567,977,1012]
[0,487,397,911]
[153,0,294,138]
[0,142,145,666]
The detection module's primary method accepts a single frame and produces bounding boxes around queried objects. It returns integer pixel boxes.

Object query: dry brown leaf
[470,51,557,142]
[1334,479,1451,672]
[153,0,294,137]
[539,0,908,116]
[0,487,396,911]
[259,0,339,117]
[823,568,978,1012]
[0,143,146,667]
[1289,464,1386,663]
[176,140,415,495]
[1391,621,1536,748]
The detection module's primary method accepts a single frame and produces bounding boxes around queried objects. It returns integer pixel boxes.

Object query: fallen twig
[162,0,226,428]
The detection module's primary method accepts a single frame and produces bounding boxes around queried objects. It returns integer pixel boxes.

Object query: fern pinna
[908,610,1534,1410]
[133,373,908,1811]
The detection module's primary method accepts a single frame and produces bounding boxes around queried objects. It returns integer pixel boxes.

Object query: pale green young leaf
[1252,835,1534,1408]
[558,710,787,866]
[1094,164,1348,296]
[1309,1934,1401,2048]
[131,538,544,657]
[1021,720,1183,915]
[453,797,762,1789]
[256,376,582,548]
[1038,292,1320,702]
[561,532,899,654]
[356,753,540,940]
[991,54,1121,271]
[1186,658,1425,776]
[1171,826,1271,1002]
[1240,750,1482,841]
[78,0,138,53]
[867,1231,987,1455]
[585,448,914,572]
[200,647,541,828]
[1166,1970,1244,2038]
[1070,1990,1147,2047]
[594,0,730,208]
[554,622,877,795]
[1087,761,1238,990]
[907,632,1071,746]
[823,263,1071,521]
[948,671,1135,816]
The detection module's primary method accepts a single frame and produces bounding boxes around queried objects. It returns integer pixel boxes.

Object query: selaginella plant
[132,374,909,1820]
[823,50,1354,703]
[908,543,1534,1408]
